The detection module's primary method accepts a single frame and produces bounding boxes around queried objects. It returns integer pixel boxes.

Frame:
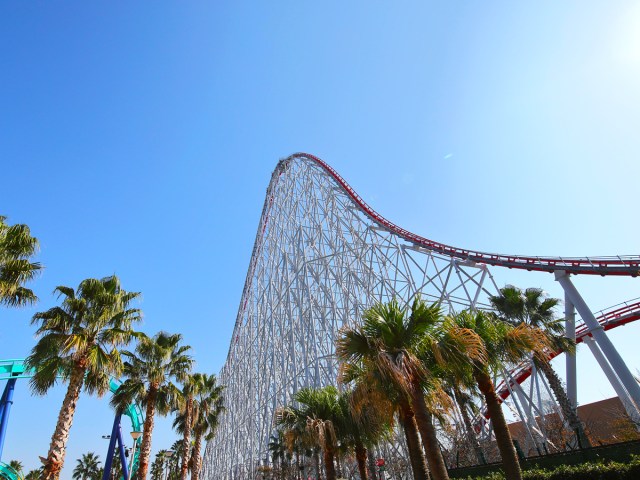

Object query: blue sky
[2,1,640,476]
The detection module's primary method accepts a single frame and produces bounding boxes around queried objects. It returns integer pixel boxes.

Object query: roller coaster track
[495,299,640,404]
[0,464,21,480]
[289,152,640,420]
[205,153,640,479]
[0,360,143,480]
[294,153,640,277]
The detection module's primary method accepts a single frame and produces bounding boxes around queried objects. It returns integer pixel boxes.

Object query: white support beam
[565,294,577,408]
[583,336,640,426]
[555,271,640,411]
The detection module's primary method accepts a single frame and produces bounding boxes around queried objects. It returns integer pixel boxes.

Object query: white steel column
[565,294,577,408]
[555,270,640,410]
[583,336,640,424]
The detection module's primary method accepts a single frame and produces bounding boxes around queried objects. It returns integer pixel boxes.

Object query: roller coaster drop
[203,153,640,479]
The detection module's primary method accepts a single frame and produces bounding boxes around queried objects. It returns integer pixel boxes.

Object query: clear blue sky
[2,1,640,477]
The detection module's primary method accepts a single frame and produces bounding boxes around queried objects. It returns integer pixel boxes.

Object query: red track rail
[494,299,640,405]
[284,153,640,277]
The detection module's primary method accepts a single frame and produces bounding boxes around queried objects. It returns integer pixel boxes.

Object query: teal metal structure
[0,359,144,480]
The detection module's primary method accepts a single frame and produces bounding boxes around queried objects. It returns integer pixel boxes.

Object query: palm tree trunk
[534,358,591,448]
[179,395,194,480]
[474,371,522,480]
[41,363,86,480]
[313,450,321,480]
[399,398,430,480]
[409,384,449,480]
[191,432,203,480]
[367,451,377,480]
[355,441,369,480]
[323,443,337,480]
[453,388,486,465]
[136,387,159,480]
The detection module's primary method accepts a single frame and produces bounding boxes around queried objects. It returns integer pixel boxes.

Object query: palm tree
[72,452,101,480]
[451,310,549,480]
[338,329,427,480]
[111,332,193,480]
[173,373,207,480]
[0,215,41,308]
[277,419,319,480]
[149,451,166,480]
[7,460,23,477]
[338,386,393,480]
[25,469,43,480]
[337,298,485,480]
[25,275,141,480]
[188,374,224,480]
[446,379,487,466]
[167,440,183,480]
[268,431,293,478]
[277,386,344,480]
[489,285,590,448]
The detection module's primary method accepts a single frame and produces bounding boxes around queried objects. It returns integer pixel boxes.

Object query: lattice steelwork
[203,154,499,479]
[203,153,640,479]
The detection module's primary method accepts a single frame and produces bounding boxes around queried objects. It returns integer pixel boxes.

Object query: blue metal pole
[116,422,130,480]
[0,379,17,461]
[0,383,9,429]
[102,413,122,480]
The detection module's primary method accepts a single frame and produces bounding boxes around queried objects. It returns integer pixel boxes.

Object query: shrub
[462,455,640,480]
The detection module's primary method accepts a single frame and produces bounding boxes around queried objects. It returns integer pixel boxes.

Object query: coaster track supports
[582,336,640,426]
[565,295,577,409]
[0,379,16,461]
[102,412,130,480]
[555,271,640,415]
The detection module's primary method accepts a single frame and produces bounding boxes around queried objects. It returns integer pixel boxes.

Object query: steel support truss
[202,154,640,479]
[203,156,499,478]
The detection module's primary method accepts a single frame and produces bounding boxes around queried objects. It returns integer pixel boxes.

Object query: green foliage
[24,469,42,480]
[26,275,142,396]
[72,452,102,480]
[0,215,41,307]
[460,455,640,480]
[110,331,193,414]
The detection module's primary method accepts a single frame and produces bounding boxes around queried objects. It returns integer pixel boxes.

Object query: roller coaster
[201,153,639,479]
[0,359,143,480]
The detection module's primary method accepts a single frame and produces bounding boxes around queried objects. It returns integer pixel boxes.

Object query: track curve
[284,153,640,276]
[493,299,640,406]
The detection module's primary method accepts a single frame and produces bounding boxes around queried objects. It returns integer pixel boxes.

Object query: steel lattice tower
[203,153,640,479]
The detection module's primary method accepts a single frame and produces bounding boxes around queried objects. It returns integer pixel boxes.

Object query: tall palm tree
[446,379,486,466]
[173,373,208,480]
[337,298,485,480]
[149,451,166,480]
[276,386,344,480]
[72,452,101,480]
[167,440,183,480]
[277,419,319,480]
[26,276,141,480]
[338,386,393,480]
[490,285,590,448]
[111,332,193,480]
[189,374,224,480]
[451,310,549,480]
[338,330,428,480]
[0,215,41,307]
